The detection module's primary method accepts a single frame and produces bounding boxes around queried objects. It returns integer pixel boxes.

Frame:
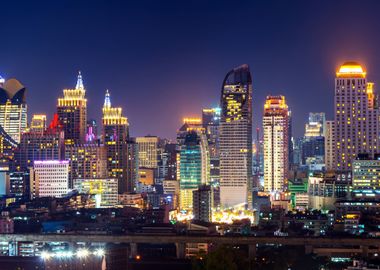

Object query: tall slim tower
[102,90,129,193]
[263,95,289,192]
[219,64,253,208]
[57,72,87,145]
[0,78,27,143]
[334,62,379,170]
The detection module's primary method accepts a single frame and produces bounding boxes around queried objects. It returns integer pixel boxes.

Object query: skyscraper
[30,114,47,134]
[263,95,289,192]
[57,72,87,145]
[136,136,159,169]
[179,131,210,211]
[102,90,129,193]
[325,121,335,171]
[0,78,27,143]
[219,64,252,208]
[334,62,379,170]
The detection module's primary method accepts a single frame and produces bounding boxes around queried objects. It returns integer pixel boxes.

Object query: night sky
[2,0,380,139]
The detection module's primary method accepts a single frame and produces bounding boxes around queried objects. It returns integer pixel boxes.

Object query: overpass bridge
[0,234,379,259]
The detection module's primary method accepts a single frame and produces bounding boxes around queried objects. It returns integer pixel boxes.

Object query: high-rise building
[57,72,87,145]
[305,113,326,138]
[202,108,221,204]
[136,136,159,169]
[352,154,380,199]
[334,62,379,170]
[65,144,107,188]
[30,160,69,198]
[15,128,65,171]
[177,118,204,148]
[102,90,129,193]
[0,78,27,143]
[179,131,210,211]
[263,95,289,192]
[325,121,335,171]
[193,185,213,222]
[30,114,47,134]
[219,64,253,208]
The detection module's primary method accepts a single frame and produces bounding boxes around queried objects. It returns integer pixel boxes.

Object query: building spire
[104,89,111,108]
[76,71,84,90]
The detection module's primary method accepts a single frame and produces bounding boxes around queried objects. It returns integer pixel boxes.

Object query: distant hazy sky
[2,0,380,139]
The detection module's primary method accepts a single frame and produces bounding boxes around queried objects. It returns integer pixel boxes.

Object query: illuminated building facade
[73,178,118,208]
[30,160,69,198]
[219,64,253,208]
[305,113,326,138]
[136,136,159,169]
[9,171,30,200]
[263,95,289,192]
[0,125,18,165]
[30,114,47,134]
[193,185,213,222]
[334,62,380,170]
[86,119,98,143]
[0,78,27,143]
[65,144,107,188]
[57,72,87,145]
[177,118,204,148]
[15,129,65,171]
[352,154,380,199]
[179,131,210,211]
[102,90,129,193]
[325,120,335,171]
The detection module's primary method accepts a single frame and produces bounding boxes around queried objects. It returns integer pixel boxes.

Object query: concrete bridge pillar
[130,243,138,258]
[248,244,257,260]
[175,242,186,259]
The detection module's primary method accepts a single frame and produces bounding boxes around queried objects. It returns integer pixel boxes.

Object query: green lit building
[179,131,209,211]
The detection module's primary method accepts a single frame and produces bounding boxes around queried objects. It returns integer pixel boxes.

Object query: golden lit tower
[334,62,379,170]
[0,78,27,143]
[263,95,289,192]
[102,90,130,193]
[219,64,253,208]
[30,114,47,134]
[57,71,87,145]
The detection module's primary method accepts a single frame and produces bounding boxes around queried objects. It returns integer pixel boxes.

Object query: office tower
[202,108,221,205]
[193,185,213,222]
[177,118,204,147]
[102,90,129,193]
[65,144,107,188]
[263,95,289,192]
[352,154,380,199]
[158,143,177,181]
[127,138,139,193]
[288,110,294,170]
[30,160,69,198]
[86,119,97,143]
[305,113,326,137]
[15,127,65,171]
[30,114,47,134]
[0,78,27,143]
[9,171,30,200]
[301,113,325,166]
[0,125,18,165]
[219,64,253,208]
[325,121,335,171]
[179,131,210,211]
[334,62,380,170]
[73,178,118,208]
[57,72,87,145]
[136,136,159,169]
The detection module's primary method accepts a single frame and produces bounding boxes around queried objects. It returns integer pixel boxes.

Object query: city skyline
[3,0,380,139]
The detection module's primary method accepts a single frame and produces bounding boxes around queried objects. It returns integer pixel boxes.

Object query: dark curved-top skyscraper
[219,64,253,208]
